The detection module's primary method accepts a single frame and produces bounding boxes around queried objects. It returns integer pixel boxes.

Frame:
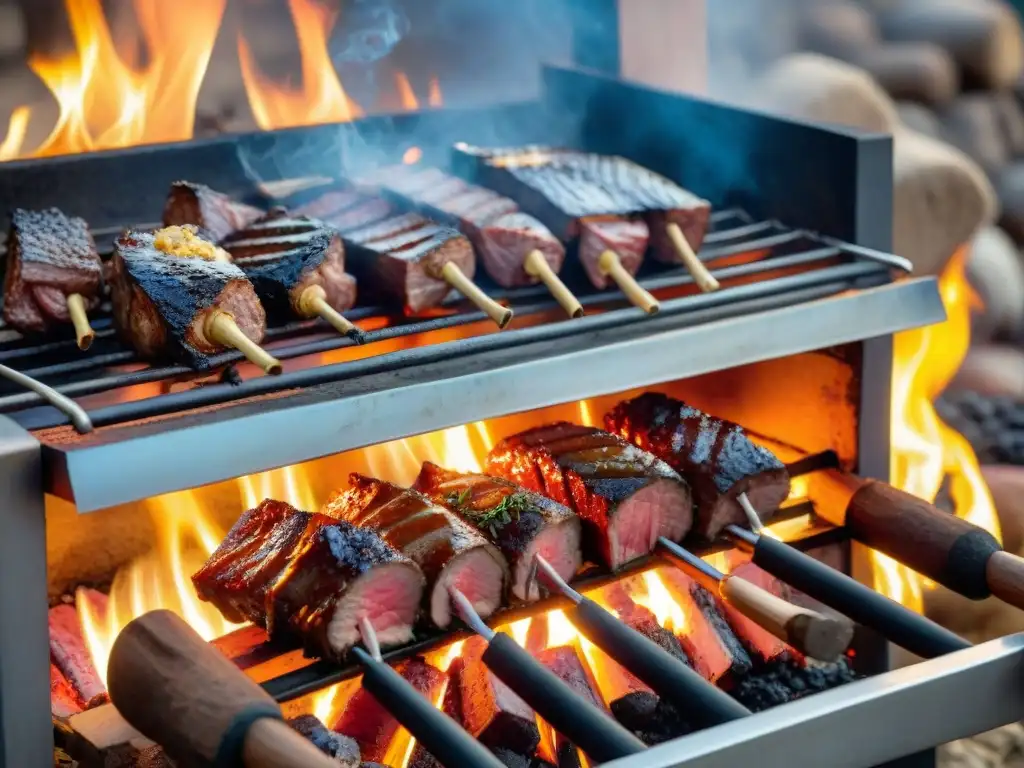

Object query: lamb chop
[605,393,790,539]
[413,462,582,601]
[163,180,264,242]
[359,164,581,318]
[193,499,425,660]
[109,226,281,373]
[3,208,103,349]
[231,221,360,339]
[486,423,692,569]
[322,474,509,627]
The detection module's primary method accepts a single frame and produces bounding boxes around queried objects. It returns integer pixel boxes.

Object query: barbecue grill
[1,3,1018,767]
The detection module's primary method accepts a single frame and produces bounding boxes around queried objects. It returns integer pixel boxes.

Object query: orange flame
[881,248,1001,610]
[394,71,419,111]
[402,146,423,165]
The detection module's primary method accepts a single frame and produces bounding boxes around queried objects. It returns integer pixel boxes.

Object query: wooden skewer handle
[440,261,513,328]
[597,250,660,314]
[665,223,720,292]
[67,293,95,351]
[298,285,358,336]
[206,311,283,375]
[524,249,584,318]
[834,473,1013,605]
[107,610,338,768]
[719,575,854,662]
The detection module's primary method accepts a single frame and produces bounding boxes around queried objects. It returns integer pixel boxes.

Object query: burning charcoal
[606,393,790,539]
[729,657,857,712]
[414,462,582,602]
[459,639,541,755]
[491,749,533,768]
[193,499,424,660]
[48,603,107,708]
[936,391,1024,466]
[486,423,692,569]
[656,568,753,685]
[288,715,361,767]
[135,745,175,767]
[50,664,85,720]
[323,475,507,628]
[535,645,605,765]
[332,657,446,763]
[610,692,694,746]
[162,181,263,242]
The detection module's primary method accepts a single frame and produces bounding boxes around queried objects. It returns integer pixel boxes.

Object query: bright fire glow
[882,247,1001,610]
[402,146,423,165]
[634,571,688,633]
[2,0,443,160]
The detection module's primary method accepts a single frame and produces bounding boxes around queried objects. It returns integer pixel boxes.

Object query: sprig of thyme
[445,489,531,537]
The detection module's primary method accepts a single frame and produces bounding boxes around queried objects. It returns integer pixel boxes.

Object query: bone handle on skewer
[665,223,720,292]
[524,249,584,318]
[66,293,95,351]
[597,250,660,314]
[439,261,514,328]
[103,610,339,768]
[205,310,283,375]
[297,285,361,339]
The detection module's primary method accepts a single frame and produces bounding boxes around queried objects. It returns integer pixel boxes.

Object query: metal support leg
[0,417,50,768]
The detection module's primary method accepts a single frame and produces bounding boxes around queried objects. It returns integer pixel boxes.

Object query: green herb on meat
[446,489,530,537]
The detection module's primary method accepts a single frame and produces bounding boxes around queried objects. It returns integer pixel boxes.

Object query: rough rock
[753,53,901,132]
[893,129,998,275]
[983,464,1024,555]
[854,42,960,107]
[941,94,1010,175]
[950,345,1024,399]
[876,0,1024,90]
[966,226,1024,341]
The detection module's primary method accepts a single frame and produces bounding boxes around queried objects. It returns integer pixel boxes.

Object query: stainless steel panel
[50,277,945,512]
[605,634,1024,768]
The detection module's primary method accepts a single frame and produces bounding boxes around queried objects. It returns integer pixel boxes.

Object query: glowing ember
[634,571,688,633]
[882,248,1001,611]
[394,71,419,111]
[402,146,423,165]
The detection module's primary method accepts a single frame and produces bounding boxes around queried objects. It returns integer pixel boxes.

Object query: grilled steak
[239,230,356,325]
[3,208,102,333]
[193,499,424,659]
[414,462,581,602]
[578,217,649,290]
[344,212,431,245]
[221,208,322,259]
[605,393,791,539]
[294,189,365,220]
[323,475,509,627]
[162,181,263,242]
[486,423,692,569]
[460,638,541,754]
[288,715,361,767]
[332,657,446,763]
[108,228,266,369]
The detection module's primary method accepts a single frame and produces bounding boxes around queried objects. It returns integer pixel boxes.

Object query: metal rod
[535,555,583,603]
[447,587,495,641]
[0,364,92,433]
[737,492,765,533]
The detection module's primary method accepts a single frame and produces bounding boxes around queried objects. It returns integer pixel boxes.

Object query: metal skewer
[449,586,646,763]
[534,556,751,727]
[0,362,93,432]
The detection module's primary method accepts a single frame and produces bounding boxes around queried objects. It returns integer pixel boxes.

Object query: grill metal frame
[0,65,984,768]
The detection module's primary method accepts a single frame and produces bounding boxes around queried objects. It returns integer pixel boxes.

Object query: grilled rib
[2,208,102,334]
[108,228,267,369]
[322,474,509,627]
[486,423,692,569]
[163,181,264,243]
[413,462,582,601]
[192,499,425,660]
[605,393,791,539]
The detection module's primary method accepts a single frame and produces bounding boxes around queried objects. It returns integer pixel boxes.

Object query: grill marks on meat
[163,181,263,243]
[460,638,541,755]
[362,165,564,288]
[323,474,509,627]
[486,423,692,569]
[109,230,267,369]
[605,393,790,539]
[3,208,102,333]
[192,499,424,659]
[221,208,322,259]
[239,230,357,324]
[332,656,446,763]
[414,462,582,602]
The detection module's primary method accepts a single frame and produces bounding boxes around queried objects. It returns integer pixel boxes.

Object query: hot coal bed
[1,63,1020,768]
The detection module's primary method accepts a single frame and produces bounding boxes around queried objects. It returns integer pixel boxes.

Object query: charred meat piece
[486,423,692,569]
[717,562,794,665]
[162,181,263,242]
[288,715,361,767]
[578,217,649,290]
[193,499,424,659]
[323,475,508,627]
[221,208,322,259]
[239,230,357,326]
[332,656,446,763]
[414,462,582,601]
[605,393,790,539]
[3,208,102,334]
[460,638,541,755]
[471,212,565,289]
[656,568,753,685]
[108,228,267,369]
[344,212,431,245]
